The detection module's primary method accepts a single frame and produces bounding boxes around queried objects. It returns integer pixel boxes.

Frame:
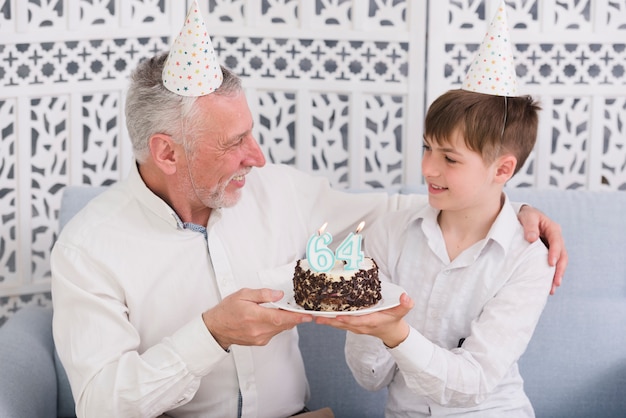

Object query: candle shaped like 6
[335,221,365,270]
[306,222,335,272]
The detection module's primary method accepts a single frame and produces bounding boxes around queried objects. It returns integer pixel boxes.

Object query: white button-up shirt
[345,195,554,417]
[51,162,423,418]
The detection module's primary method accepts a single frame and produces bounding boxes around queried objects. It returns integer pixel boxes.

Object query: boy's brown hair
[424,89,541,176]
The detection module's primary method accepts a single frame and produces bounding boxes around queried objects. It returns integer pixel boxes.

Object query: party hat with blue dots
[463,0,518,96]
[162,0,223,97]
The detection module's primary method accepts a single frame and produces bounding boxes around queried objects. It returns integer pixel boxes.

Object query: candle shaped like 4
[306,222,335,272]
[335,221,365,270]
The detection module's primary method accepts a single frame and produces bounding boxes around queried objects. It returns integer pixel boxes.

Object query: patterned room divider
[0,0,624,321]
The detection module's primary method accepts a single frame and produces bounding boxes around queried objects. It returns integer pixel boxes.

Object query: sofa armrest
[0,306,58,418]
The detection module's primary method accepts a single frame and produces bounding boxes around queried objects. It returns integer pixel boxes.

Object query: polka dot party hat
[162,0,223,97]
[463,0,518,97]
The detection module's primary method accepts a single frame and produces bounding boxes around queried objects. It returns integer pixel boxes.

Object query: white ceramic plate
[266,281,406,318]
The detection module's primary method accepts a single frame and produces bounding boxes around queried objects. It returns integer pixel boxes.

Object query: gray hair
[125,52,243,163]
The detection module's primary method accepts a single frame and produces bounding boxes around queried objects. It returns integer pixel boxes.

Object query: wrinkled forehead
[192,92,253,135]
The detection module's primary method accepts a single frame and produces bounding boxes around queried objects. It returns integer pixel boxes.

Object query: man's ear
[495,154,517,184]
[149,134,179,175]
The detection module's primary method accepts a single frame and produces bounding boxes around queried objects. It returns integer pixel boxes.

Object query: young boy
[315,4,554,416]
[317,88,553,416]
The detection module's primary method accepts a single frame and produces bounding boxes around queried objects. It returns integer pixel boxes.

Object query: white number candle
[306,222,335,272]
[335,221,364,270]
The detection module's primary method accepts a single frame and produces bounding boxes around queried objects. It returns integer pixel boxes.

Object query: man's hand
[518,205,568,295]
[315,293,414,349]
[202,288,313,350]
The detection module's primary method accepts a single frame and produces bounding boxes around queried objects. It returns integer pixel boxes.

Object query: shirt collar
[411,192,519,256]
[485,192,519,254]
[126,161,221,234]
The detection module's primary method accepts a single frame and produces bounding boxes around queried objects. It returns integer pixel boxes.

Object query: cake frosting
[292,257,381,311]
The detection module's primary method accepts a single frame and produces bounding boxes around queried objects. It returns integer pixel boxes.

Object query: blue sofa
[1,185,625,417]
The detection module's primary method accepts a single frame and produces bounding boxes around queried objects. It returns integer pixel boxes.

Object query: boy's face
[422,129,501,213]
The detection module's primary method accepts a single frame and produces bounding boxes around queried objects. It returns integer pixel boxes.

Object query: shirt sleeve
[51,241,230,418]
[344,332,396,391]
[275,164,429,240]
[387,242,554,407]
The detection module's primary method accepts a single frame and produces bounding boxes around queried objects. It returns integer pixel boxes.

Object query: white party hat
[463,0,518,96]
[162,0,223,97]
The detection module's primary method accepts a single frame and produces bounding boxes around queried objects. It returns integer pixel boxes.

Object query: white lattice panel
[204,0,246,25]
[0,99,17,286]
[0,0,186,302]
[255,90,298,165]
[80,92,122,186]
[2,0,621,317]
[600,96,626,190]
[310,92,351,187]
[362,94,405,189]
[28,96,69,282]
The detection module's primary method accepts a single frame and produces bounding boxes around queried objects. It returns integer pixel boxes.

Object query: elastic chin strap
[180,112,204,210]
[501,96,508,138]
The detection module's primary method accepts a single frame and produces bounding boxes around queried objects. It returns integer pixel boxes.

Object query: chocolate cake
[292,258,381,312]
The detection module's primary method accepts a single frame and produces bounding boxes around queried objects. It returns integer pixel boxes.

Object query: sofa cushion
[55,348,76,417]
[298,322,387,417]
[0,307,58,418]
[510,188,626,417]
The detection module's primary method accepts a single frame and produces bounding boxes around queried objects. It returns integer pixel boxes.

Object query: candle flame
[355,221,365,234]
[317,222,328,235]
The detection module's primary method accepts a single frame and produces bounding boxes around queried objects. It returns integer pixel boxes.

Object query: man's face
[183,91,266,209]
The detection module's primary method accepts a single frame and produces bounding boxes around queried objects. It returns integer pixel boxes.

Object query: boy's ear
[495,154,517,184]
[149,134,179,175]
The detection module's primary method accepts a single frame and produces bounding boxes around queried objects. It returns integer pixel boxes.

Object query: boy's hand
[315,293,414,348]
[518,205,568,294]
